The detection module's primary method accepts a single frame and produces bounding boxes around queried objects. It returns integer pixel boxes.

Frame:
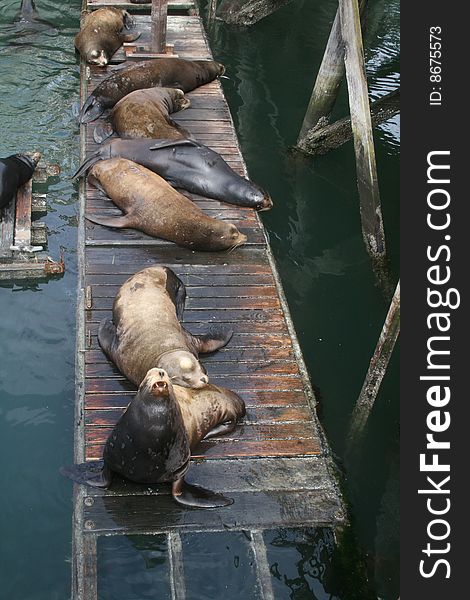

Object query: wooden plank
[13,179,33,250]
[86,437,320,460]
[82,489,339,534]
[87,0,194,10]
[84,390,307,409]
[84,405,312,424]
[85,374,304,394]
[150,0,168,54]
[84,345,294,363]
[85,421,317,445]
[86,456,335,496]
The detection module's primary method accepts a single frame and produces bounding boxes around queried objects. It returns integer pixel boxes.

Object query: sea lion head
[87,48,109,67]
[141,367,173,399]
[210,222,247,252]
[157,351,208,389]
[170,89,191,112]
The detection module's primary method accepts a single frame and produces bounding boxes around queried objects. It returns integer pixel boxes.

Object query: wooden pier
[74,2,344,597]
[0,162,64,282]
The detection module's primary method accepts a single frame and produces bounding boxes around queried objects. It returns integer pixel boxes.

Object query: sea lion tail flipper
[149,139,199,151]
[79,95,105,124]
[93,123,115,144]
[183,325,233,354]
[172,479,233,509]
[72,152,101,179]
[60,461,113,488]
[203,420,238,440]
[98,319,118,356]
[86,214,132,229]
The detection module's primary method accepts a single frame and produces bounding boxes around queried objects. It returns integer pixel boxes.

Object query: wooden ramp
[74,5,344,598]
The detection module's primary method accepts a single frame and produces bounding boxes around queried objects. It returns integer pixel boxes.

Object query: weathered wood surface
[0,201,16,258]
[87,0,194,11]
[298,88,400,156]
[217,0,294,26]
[339,0,386,258]
[150,0,168,53]
[76,10,343,544]
[348,281,400,444]
[297,0,367,144]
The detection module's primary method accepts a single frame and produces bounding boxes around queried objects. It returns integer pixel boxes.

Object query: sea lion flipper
[183,325,233,355]
[60,461,113,488]
[79,96,105,124]
[120,13,141,42]
[72,151,102,179]
[98,319,118,357]
[149,139,199,151]
[93,122,114,144]
[203,420,238,440]
[86,214,132,229]
[172,479,233,508]
[163,267,186,319]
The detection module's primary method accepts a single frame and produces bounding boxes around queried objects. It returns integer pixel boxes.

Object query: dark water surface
[0,0,399,598]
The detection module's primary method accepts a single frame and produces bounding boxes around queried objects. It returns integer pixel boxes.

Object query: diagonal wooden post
[151,0,168,54]
[348,280,400,446]
[339,0,386,258]
[297,0,367,143]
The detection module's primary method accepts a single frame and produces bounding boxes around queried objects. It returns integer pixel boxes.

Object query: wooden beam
[339,0,386,258]
[297,0,367,143]
[151,0,168,53]
[217,0,294,26]
[297,88,400,156]
[348,281,400,444]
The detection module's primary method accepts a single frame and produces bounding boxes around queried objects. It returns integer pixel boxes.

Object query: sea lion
[93,87,191,144]
[13,0,56,33]
[87,158,247,251]
[79,58,225,123]
[98,265,233,388]
[75,8,140,67]
[61,368,245,507]
[74,138,273,211]
[0,152,41,212]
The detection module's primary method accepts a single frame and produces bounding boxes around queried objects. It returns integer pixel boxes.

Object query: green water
[0,1,399,598]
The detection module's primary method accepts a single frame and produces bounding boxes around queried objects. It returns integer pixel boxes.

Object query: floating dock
[74,2,344,597]
[0,162,64,282]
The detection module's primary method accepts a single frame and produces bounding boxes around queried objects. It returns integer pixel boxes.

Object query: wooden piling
[217,0,294,26]
[297,0,366,144]
[348,281,400,444]
[339,0,386,258]
[298,88,399,156]
[151,0,168,53]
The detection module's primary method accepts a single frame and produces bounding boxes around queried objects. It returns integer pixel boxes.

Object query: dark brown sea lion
[0,152,41,212]
[60,368,245,507]
[75,8,140,66]
[93,87,191,144]
[87,158,247,250]
[74,138,273,211]
[79,58,225,123]
[98,265,233,388]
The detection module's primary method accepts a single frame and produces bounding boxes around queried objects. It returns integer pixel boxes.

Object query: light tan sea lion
[93,87,191,144]
[98,266,234,388]
[75,8,140,66]
[87,158,247,251]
